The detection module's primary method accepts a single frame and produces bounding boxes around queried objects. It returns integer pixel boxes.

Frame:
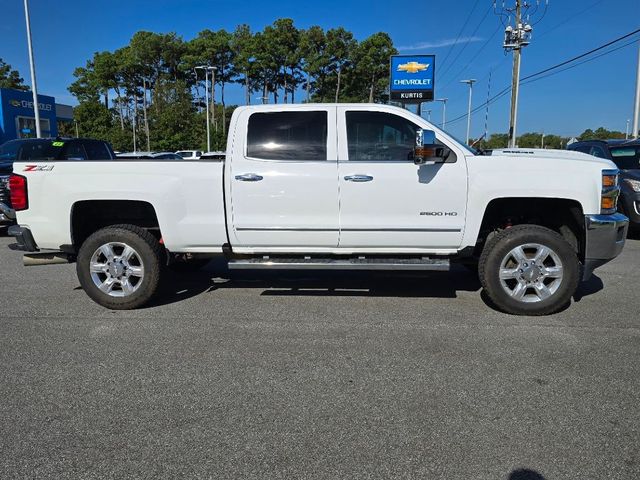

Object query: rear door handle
[344,174,373,182]
[235,173,264,182]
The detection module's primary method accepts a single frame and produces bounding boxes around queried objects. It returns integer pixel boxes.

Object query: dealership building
[0,87,74,144]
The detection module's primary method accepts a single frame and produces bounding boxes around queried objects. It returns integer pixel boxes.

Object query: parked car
[199,151,226,161]
[176,150,202,160]
[0,137,116,225]
[567,139,640,230]
[117,152,184,160]
[7,104,628,315]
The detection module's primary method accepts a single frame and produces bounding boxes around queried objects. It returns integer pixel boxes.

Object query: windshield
[609,146,640,170]
[441,130,479,155]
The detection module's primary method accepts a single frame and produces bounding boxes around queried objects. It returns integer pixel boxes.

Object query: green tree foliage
[347,32,398,103]
[578,127,625,141]
[68,20,402,150]
[0,58,28,90]
[148,79,203,151]
[475,132,570,150]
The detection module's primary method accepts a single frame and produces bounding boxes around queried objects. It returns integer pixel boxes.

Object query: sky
[1,0,639,140]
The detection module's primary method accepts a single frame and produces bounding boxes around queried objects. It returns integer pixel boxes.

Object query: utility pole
[436,98,448,129]
[633,42,640,139]
[23,0,41,138]
[195,66,214,152]
[461,79,476,144]
[132,107,137,153]
[500,0,538,148]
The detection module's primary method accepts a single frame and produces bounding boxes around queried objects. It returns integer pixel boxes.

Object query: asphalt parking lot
[0,229,638,479]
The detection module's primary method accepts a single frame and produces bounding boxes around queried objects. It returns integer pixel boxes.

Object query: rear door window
[83,141,112,160]
[610,146,640,170]
[17,140,62,160]
[63,142,87,160]
[247,111,327,161]
[589,146,607,158]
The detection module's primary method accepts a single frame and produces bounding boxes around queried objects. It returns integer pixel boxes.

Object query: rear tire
[478,225,580,316]
[76,224,162,310]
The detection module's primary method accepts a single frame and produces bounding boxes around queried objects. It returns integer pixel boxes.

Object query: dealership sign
[390,55,435,102]
[9,98,52,111]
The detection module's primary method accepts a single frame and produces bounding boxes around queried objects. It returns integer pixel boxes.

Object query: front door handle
[235,173,264,182]
[344,174,374,182]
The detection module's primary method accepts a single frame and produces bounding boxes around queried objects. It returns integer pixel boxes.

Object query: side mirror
[414,129,450,165]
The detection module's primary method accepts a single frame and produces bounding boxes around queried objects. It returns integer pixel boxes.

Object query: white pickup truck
[4,104,629,315]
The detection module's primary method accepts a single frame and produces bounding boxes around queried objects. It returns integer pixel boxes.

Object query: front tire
[76,224,162,310]
[478,225,580,316]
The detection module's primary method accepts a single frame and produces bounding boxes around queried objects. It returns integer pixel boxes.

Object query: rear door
[228,106,339,249]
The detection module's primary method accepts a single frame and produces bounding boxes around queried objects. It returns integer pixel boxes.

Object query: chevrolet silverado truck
[6,104,629,315]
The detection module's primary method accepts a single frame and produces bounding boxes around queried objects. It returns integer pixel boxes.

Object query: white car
[6,103,628,315]
[175,150,202,160]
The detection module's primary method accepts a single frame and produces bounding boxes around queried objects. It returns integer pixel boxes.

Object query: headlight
[602,173,618,188]
[601,169,620,214]
[624,178,640,192]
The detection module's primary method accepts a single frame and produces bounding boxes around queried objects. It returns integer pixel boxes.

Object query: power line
[445,29,640,127]
[520,38,640,86]
[521,27,640,83]
[438,5,493,81]
[440,22,503,90]
[442,0,605,104]
[536,0,605,39]
[439,0,481,70]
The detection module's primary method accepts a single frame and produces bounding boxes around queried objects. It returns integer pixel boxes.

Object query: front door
[229,107,339,249]
[337,106,467,250]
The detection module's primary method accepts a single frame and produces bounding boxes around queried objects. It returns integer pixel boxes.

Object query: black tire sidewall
[76,226,161,310]
[480,226,580,315]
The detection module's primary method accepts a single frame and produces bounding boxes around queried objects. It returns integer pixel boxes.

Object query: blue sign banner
[390,55,435,102]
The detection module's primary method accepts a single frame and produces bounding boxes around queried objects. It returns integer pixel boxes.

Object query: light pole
[460,79,476,144]
[132,107,137,153]
[626,119,631,140]
[435,98,448,129]
[23,0,41,138]
[195,65,216,152]
[633,42,640,139]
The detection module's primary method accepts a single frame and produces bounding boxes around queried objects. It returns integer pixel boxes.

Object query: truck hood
[489,148,614,167]
[621,168,640,180]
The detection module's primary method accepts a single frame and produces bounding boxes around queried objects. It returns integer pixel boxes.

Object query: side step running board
[228,257,450,271]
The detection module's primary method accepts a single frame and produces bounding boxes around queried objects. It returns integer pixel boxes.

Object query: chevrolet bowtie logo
[397,61,429,74]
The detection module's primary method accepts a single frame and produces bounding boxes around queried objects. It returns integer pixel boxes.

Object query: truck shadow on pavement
[151,259,604,310]
[508,469,546,480]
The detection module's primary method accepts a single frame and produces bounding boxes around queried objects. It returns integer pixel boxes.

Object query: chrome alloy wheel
[498,243,564,303]
[89,242,145,297]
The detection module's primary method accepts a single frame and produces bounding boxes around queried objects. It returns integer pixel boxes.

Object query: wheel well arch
[70,200,161,251]
[475,197,586,260]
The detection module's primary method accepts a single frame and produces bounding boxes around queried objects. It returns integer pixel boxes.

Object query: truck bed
[13,160,228,253]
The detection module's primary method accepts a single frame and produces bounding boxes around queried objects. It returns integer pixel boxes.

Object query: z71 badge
[23,165,55,172]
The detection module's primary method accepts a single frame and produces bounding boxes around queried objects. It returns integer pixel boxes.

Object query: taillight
[9,174,28,211]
